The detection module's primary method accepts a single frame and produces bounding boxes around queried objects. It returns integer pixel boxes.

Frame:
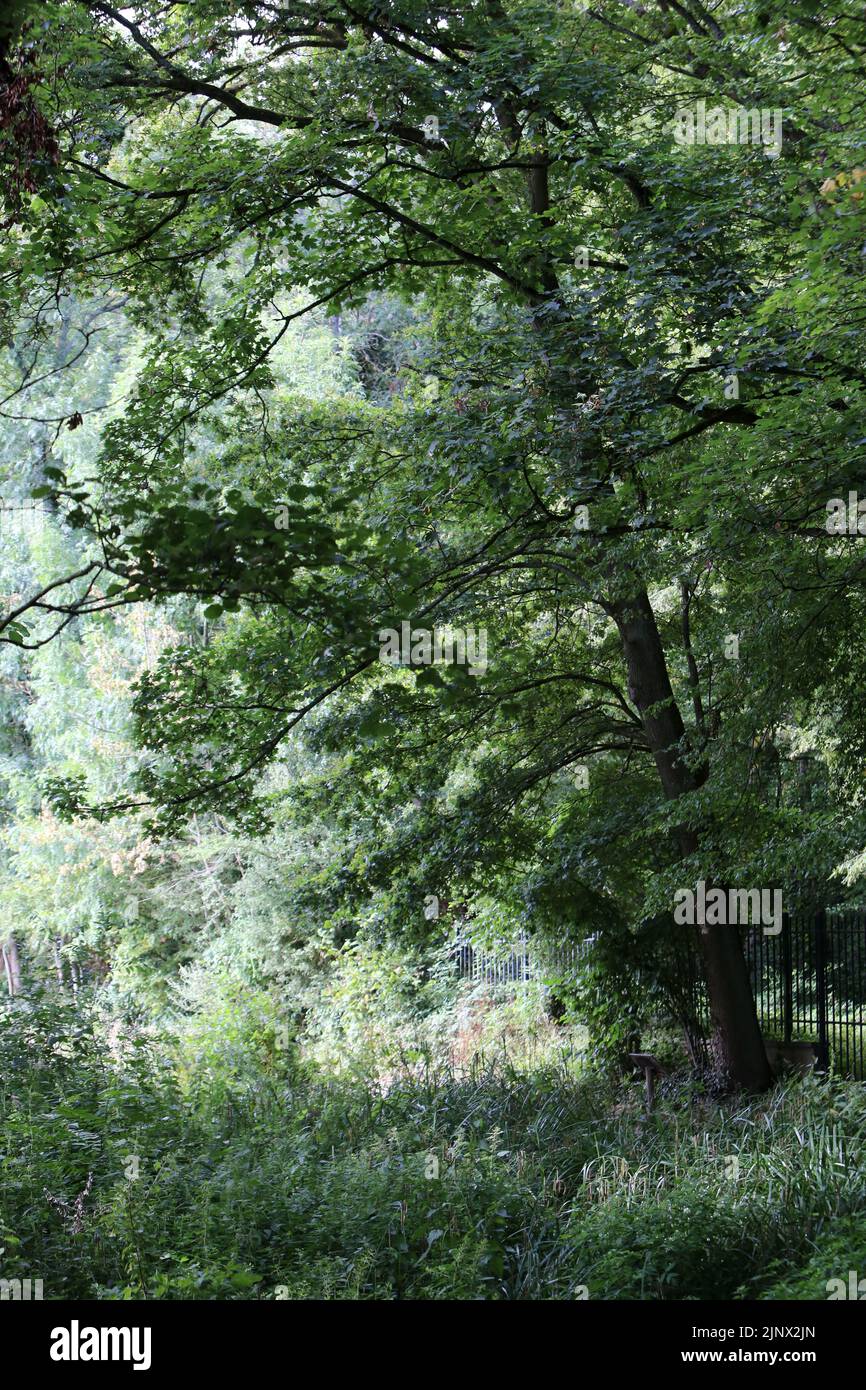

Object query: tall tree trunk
[605,588,772,1090]
[501,92,771,1082]
[1,936,21,996]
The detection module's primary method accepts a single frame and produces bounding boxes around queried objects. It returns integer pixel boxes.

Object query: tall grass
[1,990,864,1299]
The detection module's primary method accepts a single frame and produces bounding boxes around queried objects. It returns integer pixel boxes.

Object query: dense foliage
[4,991,866,1300]
[2,0,866,1302]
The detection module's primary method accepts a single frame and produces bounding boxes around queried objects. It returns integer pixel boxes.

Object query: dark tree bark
[605,589,772,1091]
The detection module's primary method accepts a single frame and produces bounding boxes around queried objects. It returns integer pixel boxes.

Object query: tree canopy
[2,0,866,1084]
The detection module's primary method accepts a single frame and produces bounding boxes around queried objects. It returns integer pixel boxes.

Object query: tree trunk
[605,588,772,1090]
[1,936,21,996]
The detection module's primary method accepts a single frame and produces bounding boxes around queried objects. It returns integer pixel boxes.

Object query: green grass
[2,991,865,1299]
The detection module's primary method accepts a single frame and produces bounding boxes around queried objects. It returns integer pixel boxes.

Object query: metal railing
[457,912,866,1079]
[745,909,866,1077]
[453,932,596,987]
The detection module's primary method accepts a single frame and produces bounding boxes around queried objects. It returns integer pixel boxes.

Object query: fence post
[782,912,793,1045]
[814,908,829,1073]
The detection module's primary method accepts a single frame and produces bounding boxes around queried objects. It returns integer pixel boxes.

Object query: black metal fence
[745,909,866,1078]
[453,932,594,987]
[456,910,866,1079]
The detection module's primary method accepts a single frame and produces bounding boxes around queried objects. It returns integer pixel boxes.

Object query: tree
[4,0,866,1085]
